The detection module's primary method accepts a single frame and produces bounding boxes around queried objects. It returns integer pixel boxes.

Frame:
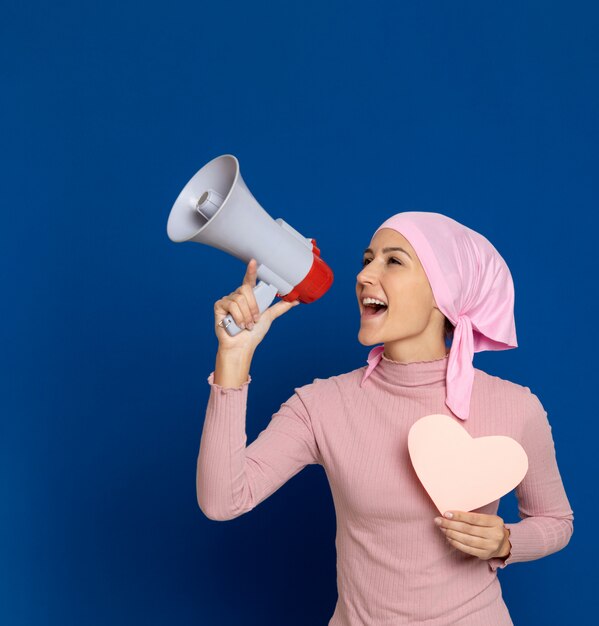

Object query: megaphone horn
[166,154,334,336]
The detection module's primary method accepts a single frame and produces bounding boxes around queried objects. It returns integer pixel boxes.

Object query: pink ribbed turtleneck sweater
[197,352,574,625]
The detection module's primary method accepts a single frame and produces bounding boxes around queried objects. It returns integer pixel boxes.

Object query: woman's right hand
[214,258,301,352]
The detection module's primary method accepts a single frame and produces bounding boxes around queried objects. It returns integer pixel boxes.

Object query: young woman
[198,211,574,625]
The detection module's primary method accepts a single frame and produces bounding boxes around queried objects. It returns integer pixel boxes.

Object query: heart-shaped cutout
[408,414,528,514]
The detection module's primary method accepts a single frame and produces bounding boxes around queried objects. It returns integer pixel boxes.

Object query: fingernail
[239,322,245,329]
[248,322,254,330]
[254,314,259,322]
[444,512,453,519]
[434,517,442,525]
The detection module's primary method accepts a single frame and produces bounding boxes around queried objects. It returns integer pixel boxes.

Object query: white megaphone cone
[167,154,334,336]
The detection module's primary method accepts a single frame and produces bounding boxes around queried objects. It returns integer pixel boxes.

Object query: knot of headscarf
[359,212,518,421]
[446,314,474,420]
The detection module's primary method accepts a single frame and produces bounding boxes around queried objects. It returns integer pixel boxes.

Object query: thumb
[268,298,301,320]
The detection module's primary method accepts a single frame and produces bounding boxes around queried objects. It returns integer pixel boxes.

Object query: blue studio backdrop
[2,1,596,624]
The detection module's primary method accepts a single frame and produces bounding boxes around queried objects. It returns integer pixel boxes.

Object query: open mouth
[361,303,388,320]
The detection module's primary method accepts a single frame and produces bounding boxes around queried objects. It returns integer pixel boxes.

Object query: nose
[356,265,377,287]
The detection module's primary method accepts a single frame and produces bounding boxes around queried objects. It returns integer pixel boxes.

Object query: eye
[361,257,402,267]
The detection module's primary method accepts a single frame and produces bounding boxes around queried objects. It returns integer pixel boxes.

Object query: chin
[357,328,381,346]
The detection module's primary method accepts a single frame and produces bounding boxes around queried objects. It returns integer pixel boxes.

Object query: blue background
[2,1,596,624]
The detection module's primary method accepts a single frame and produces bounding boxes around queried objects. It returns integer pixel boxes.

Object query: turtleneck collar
[373,349,450,388]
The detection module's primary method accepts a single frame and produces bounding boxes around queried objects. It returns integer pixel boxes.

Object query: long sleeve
[488,390,574,571]
[196,371,321,521]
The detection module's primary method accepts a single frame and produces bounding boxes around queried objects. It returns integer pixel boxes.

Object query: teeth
[362,297,387,307]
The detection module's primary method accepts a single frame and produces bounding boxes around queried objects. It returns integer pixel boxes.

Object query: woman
[198,212,574,625]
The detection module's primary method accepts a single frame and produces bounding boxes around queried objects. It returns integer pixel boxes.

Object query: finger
[214,298,236,325]
[434,516,493,538]
[243,258,258,288]
[441,527,494,550]
[220,298,249,329]
[229,293,255,328]
[238,283,261,321]
[443,511,498,527]
[444,534,487,558]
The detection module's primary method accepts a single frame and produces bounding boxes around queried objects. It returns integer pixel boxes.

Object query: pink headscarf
[360,211,518,421]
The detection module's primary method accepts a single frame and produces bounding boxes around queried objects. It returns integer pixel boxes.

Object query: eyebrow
[363,246,412,260]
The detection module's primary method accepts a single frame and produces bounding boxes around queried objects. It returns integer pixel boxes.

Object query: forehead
[369,228,416,254]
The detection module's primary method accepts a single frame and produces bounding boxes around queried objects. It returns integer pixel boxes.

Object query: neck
[383,343,450,364]
[377,349,450,388]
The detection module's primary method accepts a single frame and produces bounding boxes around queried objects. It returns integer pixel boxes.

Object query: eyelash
[361,257,402,267]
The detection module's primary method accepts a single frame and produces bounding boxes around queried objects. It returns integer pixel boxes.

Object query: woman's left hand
[433,510,511,560]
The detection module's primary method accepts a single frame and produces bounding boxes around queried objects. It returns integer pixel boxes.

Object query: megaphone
[167,154,334,336]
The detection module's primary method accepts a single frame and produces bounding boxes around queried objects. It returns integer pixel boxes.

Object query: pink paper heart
[407,414,528,514]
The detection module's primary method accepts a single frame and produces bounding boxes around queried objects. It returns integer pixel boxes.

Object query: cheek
[388,279,432,319]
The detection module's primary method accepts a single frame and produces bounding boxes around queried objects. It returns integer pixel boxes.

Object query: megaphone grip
[221,280,279,336]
